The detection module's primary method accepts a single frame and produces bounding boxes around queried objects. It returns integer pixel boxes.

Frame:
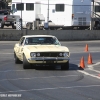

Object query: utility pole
[21,0,22,30]
[47,0,49,29]
[90,0,94,30]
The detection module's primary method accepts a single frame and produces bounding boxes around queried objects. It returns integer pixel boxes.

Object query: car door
[16,37,25,60]
[17,37,25,60]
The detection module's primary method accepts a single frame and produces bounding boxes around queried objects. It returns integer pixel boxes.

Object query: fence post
[0,20,1,28]
[16,18,21,30]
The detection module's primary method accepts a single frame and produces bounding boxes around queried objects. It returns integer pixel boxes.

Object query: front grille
[36,52,63,57]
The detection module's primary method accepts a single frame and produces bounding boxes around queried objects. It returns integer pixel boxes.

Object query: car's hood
[25,45,69,52]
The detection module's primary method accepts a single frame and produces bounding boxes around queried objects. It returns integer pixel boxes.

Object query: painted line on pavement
[0,53,13,54]
[0,70,26,73]
[0,75,78,81]
[88,62,100,73]
[88,62,100,68]
[78,70,100,79]
[78,62,100,79]
[89,68,100,74]
[71,51,100,54]
[0,84,100,93]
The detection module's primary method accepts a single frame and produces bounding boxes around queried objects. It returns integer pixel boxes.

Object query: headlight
[63,52,69,57]
[37,53,40,56]
[59,53,63,56]
[30,53,36,57]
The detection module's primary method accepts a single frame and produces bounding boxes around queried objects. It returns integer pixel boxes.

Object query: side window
[12,4,15,10]
[53,37,61,45]
[26,3,34,11]
[95,6,100,12]
[55,4,64,12]
[25,38,29,45]
[16,3,24,11]
[19,37,25,45]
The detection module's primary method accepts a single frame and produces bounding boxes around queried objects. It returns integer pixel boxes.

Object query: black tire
[0,23,4,29]
[26,23,32,30]
[14,52,22,64]
[12,24,16,29]
[1,24,4,28]
[0,21,4,29]
[23,54,31,69]
[61,61,69,70]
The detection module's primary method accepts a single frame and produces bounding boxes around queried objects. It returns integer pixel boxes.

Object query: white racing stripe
[0,75,78,81]
[0,84,100,93]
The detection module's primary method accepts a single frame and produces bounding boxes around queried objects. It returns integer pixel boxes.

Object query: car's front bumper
[27,57,70,64]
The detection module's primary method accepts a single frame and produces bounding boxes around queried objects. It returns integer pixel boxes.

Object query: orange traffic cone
[88,53,92,64]
[80,56,85,69]
[85,44,88,52]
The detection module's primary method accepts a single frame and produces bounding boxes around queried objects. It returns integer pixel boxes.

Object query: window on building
[95,6,100,12]
[26,3,34,10]
[16,3,24,10]
[8,6,11,10]
[12,4,15,10]
[55,4,64,12]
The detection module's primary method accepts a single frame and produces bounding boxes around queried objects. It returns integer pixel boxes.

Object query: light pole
[47,0,49,29]
[90,0,94,30]
[21,0,22,30]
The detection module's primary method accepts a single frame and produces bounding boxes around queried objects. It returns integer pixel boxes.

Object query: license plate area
[46,61,54,63]
[5,22,10,24]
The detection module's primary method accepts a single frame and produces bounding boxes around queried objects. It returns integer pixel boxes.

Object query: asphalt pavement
[0,41,100,100]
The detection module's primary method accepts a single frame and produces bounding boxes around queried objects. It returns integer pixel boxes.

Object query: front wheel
[14,52,22,64]
[61,61,69,70]
[23,54,31,69]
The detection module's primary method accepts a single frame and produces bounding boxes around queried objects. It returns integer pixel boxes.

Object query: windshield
[25,37,60,45]
[0,11,10,15]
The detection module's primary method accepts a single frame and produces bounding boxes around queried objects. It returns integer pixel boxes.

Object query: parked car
[14,35,70,70]
[0,10,17,29]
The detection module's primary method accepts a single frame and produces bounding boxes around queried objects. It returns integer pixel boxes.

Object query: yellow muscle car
[14,35,70,70]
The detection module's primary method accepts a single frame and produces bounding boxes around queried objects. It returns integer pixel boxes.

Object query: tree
[6,0,12,3]
[0,0,12,10]
[0,0,7,9]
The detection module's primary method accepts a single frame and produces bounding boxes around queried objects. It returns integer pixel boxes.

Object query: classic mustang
[14,35,70,70]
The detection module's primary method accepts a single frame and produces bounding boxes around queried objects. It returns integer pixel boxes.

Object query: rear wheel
[1,24,4,29]
[12,24,16,29]
[61,61,69,70]
[23,54,31,69]
[0,21,4,29]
